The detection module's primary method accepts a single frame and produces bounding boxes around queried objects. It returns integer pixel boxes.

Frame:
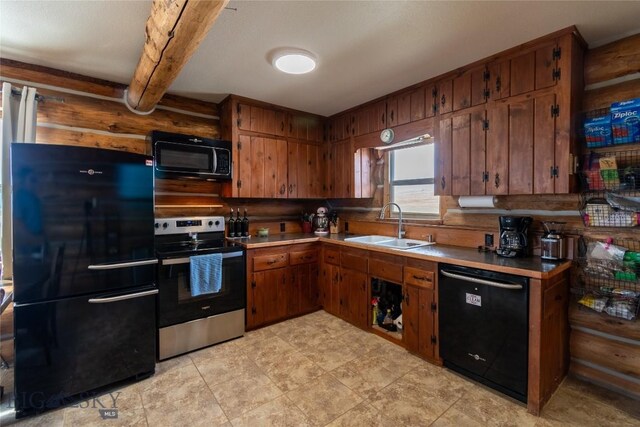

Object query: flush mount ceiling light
[272,49,317,74]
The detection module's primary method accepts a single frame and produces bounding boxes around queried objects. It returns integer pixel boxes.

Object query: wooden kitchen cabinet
[246,244,320,329]
[403,259,438,361]
[236,135,288,198]
[339,267,368,329]
[288,139,324,198]
[220,95,326,198]
[435,31,582,196]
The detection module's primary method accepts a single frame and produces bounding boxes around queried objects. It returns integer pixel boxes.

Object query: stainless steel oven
[155,217,245,360]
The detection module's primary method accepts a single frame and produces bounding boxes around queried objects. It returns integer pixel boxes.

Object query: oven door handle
[440,270,523,289]
[161,251,243,266]
[88,289,158,304]
[88,259,158,270]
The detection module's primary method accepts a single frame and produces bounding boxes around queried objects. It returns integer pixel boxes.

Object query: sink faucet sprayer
[379,202,405,239]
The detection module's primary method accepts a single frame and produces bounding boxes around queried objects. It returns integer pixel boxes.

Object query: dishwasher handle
[441,269,523,290]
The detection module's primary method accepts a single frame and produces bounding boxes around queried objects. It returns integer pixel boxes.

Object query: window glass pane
[392,144,434,180]
[391,184,439,214]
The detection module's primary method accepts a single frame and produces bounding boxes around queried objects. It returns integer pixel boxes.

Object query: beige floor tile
[233,328,276,349]
[138,363,208,407]
[263,351,325,392]
[448,384,546,427]
[62,385,145,427]
[560,375,640,420]
[542,386,640,427]
[195,349,262,388]
[368,367,464,426]
[431,407,485,427]
[325,402,393,427]
[285,373,363,426]
[298,338,359,371]
[189,338,242,366]
[144,388,228,427]
[230,395,311,427]
[154,353,194,375]
[246,336,298,372]
[213,372,283,420]
[9,409,65,427]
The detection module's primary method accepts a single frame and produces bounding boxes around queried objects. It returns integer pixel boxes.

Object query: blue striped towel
[190,253,222,296]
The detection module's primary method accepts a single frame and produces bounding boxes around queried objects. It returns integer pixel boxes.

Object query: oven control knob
[208,221,214,226]
[215,220,220,226]
[154,222,159,229]
[162,222,168,229]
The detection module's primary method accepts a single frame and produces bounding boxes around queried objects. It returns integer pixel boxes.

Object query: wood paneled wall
[0,59,319,229]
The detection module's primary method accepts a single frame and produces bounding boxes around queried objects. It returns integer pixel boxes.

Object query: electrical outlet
[280,222,285,233]
[485,233,494,247]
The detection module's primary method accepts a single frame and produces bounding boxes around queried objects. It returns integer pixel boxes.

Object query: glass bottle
[228,208,235,238]
[235,209,242,237]
[242,209,249,237]
[383,309,393,325]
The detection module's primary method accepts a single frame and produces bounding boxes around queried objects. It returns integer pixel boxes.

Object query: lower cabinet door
[418,287,436,359]
[404,285,421,353]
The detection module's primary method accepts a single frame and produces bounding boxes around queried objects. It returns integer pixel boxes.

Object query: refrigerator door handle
[440,270,523,289]
[88,259,159,270]
[88,289,158,304]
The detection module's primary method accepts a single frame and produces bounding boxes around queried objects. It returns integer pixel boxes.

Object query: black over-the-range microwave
[150,130,232,180]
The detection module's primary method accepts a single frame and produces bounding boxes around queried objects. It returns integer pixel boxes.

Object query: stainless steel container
[541,222,566,260]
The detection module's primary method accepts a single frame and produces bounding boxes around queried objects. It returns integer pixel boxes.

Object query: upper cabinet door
[397,91,412,125]
[425,84,437,118]
[452,72,471,111]
[438,79,453,114]
[386,96,398,128]
[488,60,511,100]
[435,117,452,196]
[410,87,426,122]
[486,104,509,195]
[508,99,535,194]
[452,66,488,112]
[510,41,558,96]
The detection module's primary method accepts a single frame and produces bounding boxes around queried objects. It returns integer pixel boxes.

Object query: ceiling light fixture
[272,49,317,74]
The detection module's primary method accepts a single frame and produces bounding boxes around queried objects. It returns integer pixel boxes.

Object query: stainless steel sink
[343,235,395,244]
[344,235,435,250]
[374,238,435,250]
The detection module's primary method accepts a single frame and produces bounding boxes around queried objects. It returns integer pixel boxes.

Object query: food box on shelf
[598,156,620,189]
[583,201,638,227]
[611,98,640,145]
[584,116,612,148]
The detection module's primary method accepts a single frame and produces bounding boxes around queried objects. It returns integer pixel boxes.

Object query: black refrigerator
[11,143,157,417]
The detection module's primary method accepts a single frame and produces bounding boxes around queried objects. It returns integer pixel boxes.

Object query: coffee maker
[496,216,532,258]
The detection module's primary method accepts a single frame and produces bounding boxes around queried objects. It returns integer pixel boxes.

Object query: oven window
[160,148,211,170]
[176,268,227,303]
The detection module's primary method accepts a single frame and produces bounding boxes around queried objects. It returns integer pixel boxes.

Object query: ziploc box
[584,116,612,147]
[611,98,640,145]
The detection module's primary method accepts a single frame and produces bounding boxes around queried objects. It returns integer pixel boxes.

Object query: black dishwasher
[439,264,529,402]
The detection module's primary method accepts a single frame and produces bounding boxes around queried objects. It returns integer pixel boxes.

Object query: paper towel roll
[458,196,496,208]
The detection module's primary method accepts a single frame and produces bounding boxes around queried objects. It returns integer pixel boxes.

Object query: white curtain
[1,82,38,280]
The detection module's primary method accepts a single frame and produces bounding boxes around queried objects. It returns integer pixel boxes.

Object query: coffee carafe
[496,216,532,258]
[541,221,566,260]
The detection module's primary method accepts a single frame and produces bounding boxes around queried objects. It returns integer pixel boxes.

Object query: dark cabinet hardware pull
[381,113,385,124]
[441,176,446,190]
[413,275,430,281]
[281,122,284,132]
[441,94,446,106]
[390,110,394,122]
[280,184,286,194]
[267,259,279,265]
[550,166,555,178]
[494,173,500,188]
[405,292,410,305]
[496,76,501,93]
[289,184,293,194]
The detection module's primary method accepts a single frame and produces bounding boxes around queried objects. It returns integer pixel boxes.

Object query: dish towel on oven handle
[190,253,223,296]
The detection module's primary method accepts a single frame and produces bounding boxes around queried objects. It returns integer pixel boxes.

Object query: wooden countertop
[228,233,572,279]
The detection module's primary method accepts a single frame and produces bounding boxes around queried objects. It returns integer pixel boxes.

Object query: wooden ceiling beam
[126,0,229,113]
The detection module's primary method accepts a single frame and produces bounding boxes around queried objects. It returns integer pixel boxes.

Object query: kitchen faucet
[379,202,405,239]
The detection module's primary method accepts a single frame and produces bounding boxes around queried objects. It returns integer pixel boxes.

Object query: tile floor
[3,310,639,426]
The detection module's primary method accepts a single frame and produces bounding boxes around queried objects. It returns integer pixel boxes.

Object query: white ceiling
[1,1,639,116]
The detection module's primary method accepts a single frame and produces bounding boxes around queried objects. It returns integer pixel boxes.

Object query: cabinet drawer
[341,250,368,273]
[253,253,289,271]
[370,260,403,283]
[290,249,318,265]
[404,267,434,289]
[324,248,340,265]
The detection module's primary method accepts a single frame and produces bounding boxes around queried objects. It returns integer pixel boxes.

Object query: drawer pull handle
[267,259,279,265]
[413,275,431,281]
